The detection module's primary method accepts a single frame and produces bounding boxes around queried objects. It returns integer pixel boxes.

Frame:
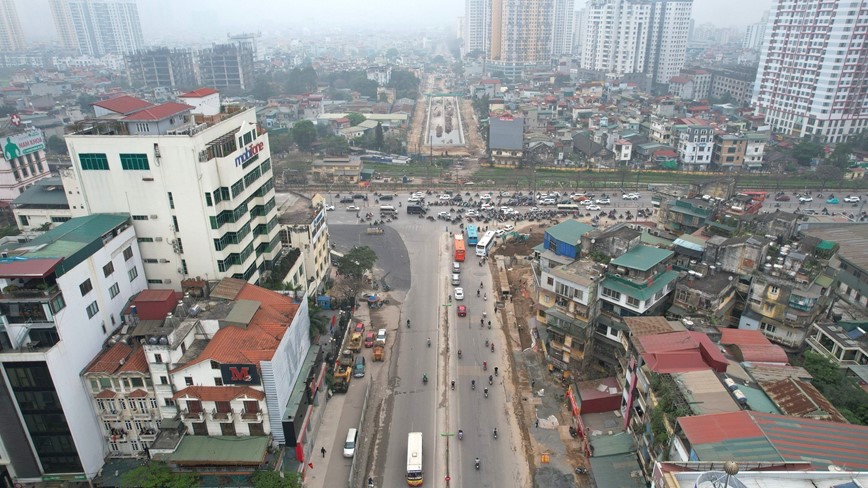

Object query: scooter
[423,374,428,384]
[491,343,495,352]
[489,375,493,385]
[575,467,588,475]
[475,458,480,470]
[458,430,463,440]
[493,428,498,440]
[484,388,489,398]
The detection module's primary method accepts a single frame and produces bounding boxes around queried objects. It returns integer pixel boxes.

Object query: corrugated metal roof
[601,270,679,301]
[164,435,268,466]
[761,378,848,423]
[11,177,69,207]
[610,245,673,271]
[0,257,62,278]
[545,219,593,245]
[589,453,646,488]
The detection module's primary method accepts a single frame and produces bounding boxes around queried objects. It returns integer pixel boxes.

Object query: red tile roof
[85,341,150,375]
[179,87,218,98]
[720,329,789,364]
[678,411,763,444]
[173,386,265,402]
[669,76,690,84]
[128,388,150,398]
[0,257,62,279]
[92,95,153,115]
[121,102,193,121]
[118,347,149,374]
[96,389,118,399]
[172,280,300,373]
[127,289,183,320]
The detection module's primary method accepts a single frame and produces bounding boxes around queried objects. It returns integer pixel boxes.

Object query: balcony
[181,409,204,421]
[138,429,158,441]
[211,408,235,422]
[131,409,154,420]
[238,409,262,422]
[106,429,127,441]
[101,410,123,420]
[0,283,60,301]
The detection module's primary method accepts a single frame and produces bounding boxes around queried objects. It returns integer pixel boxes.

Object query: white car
[595,198,611,204]
[799,196,813,203]
[587,205,602,211]
[325,205,335,211]
[502,224,515,232]
[454,287,464,300]
[481,203,492,209]
[581,199,593,206]
[529,207,539,212]
[495,229,506,237]
[439,194,452,200]
[844,196,861,203]
[466,210,478,217]
[622,193,639,200]
[438,211,451,218]
[346,205,360,211]
[500,206,510,212]
[480,194,492,200]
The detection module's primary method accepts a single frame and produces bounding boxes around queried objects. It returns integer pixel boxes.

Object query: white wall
[179,93,220,116]
[44,225,146,477]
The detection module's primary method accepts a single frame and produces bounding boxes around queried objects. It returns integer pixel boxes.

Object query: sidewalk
[302,391,348,488]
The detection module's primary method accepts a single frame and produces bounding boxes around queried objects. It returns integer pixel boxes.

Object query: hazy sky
[18,0,772,45]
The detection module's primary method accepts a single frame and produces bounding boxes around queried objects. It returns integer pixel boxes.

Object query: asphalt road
[327,198,526,488]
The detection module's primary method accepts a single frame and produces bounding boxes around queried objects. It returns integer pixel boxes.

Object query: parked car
[353,356,366,378]
[346,205,360,211]
[502,224,515,232]
[364,331,375,348]
[799,196,813,203]
[774,195,790,202]
[457,305,467,317]
[587,205,602,211]
[454,287,464,300]
[354,322,365,333]
[379,195,393,201]
[325,205,335,211]
[340,197,354,204]
[844,195,861,203]
[495,229,506,237]
[376,328,387,344]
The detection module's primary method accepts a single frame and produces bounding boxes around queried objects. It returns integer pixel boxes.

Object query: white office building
[551,0,575,58]
[64,91,281,289]
[752,0,868,143]
[0,214,146,481]
[580,0,691,85]
[62,0,145,56]
[0,128,51,202]
[464,0,491,57]
[742,10,769,51]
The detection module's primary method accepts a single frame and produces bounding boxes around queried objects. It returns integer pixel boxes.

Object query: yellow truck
[332,349,355,393]
[349,332,363,352]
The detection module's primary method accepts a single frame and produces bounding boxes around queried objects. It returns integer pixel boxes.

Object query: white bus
[556,203,580,211]
[476,230,496,257]
[406,432,423,486]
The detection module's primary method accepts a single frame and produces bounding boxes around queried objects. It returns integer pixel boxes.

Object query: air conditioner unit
[177,268,185,274]
[163,279,172,284]
[150,215,159,219]
[154,237,163,242]
[159,259,170,263]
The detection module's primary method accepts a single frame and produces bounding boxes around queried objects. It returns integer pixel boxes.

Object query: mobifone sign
[235,141,265,167]
[220,363,261,385]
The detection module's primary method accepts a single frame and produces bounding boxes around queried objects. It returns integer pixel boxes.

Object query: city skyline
[13,0,771,45]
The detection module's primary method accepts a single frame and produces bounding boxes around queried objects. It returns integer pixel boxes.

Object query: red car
[774,195,790,202]
[457,305,467,317]
[354,322,365,334]
[364,331,375,348]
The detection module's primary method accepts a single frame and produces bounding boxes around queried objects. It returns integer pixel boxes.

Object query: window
[546,277,554,286]
[123,246,133,261]
[109,283,120,298]
[79,279,93,296]
[231,179,245,198]
[147,279,162,284]
[51,216,70,223]
[627,296,641,307]
[601,287,621,300]
[172,216,179,232]
[175,238,184,254]
[137,237,154,243]
[50,293,66,313]
[154,354,163,364]
[184,377,193,386]
[159,375,168,384]
[130,378,143,388]
[119,153,150,170]
[168,192,174,209]
[205,193,213,206]
[132,215,148,221]
[210,360,220,370]
[128,266,138,282]
[103,262,114,277]
[143,259,159,264]
[79,153,109,170]
[86,301,99,318]
[214,377,223,386]
[164,398,175,407]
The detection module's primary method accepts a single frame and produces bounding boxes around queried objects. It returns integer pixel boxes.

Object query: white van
[452,273,460,286]
[379,205,397,214]
[453,262,461,274]
[343,428,358,457]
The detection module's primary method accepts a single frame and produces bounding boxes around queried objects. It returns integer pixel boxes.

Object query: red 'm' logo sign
[229,367,252,382]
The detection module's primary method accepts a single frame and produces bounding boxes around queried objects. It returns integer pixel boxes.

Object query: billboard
[220,363,261,385]
[3,130,45,161]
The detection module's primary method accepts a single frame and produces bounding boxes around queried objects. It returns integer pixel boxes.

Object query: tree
[803,351,868,425]
[77,94,99,114]
[346,112,366,126]
[285,65,318,95]
[251,75,275,101]
[827,143,853,169]
[291,120,317,152]
[336,246,377,280]
[307,297,329,341]
[268,131,293,155]
[385,48,400,61]
[120,463,200,488]
[47,135,67,154]
[815,164,844,190]
[250,470,301,488]
[374,122,384,151]
[388,70,421,99]
[320,136,350,156]
[790,139,823,166]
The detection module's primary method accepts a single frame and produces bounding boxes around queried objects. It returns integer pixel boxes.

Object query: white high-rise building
[581,0,691,84]
[752,0,868,143]
[64,91,281,288]
[645,0,693,85]
[464,0,491,57]
[742,10,769,50]
[59,0,144,56]
[581,0,651,74]
[0,0,24,52]
[551,0,575,58]
[573,8,586,57]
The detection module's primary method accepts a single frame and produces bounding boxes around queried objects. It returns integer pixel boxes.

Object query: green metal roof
[738,384,781,415]
[546,219,594,244]
[601,270,679,301]
[589,452,646,488]
[590,432,635,457]
[610,245,673,271]
[166,435,269,465]
[19,214,130,277]
[639,231,673,248]
[692,435,783,464]
[11,177,70,207]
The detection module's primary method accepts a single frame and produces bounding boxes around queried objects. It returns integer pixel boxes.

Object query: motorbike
[491,343,495,352]
[471,380,476,390]
[458,430,463,440]
[422,374,428,384]
[427,338,431,347]
[493,428,498,439]
[451,380,455,390]
[494,367,499,376]
[575,467,588,475]
[484,388,489,398]
[489,375,493,385]
[484,294,488,301]
[458,349,462,359]
[475,458,480,470]
[406,319,410,328]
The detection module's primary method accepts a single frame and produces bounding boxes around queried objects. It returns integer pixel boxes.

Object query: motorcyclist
[427,337,431,347]
[451,380,455,390]
[494,366,499,376]
[475,457,480,468]
[458,349,462,358]
[484,293,488,301]
[491,343,495,352]
[406,319,410,328]
[480,281,483,289]
[458,429,464,440]
[484,387,489,397]
[493,428,498,438]
[489,374,493,385]
[471,379,476,389]
[423,373,428,383]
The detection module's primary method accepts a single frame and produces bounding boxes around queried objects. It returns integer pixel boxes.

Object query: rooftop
[277,192,320,225]
[761,378,848,423]
[719,328,789,364]
[624,316,686,354]
[804,224,868,271]
[663,466,868,488]
[601,269,679,301]
[84,342,149,375]
[639,331,729,373]
[610,245,673,271]
[153,435,268,466]
[92,95,153,115]
[121,102,193,122]
[11,177,70,208]
[546,219,594,245]
[672,369,741,415]
[179,87,218,98]
[489,115,524,150]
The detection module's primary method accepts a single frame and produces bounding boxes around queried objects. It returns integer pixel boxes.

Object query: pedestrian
[321,446,326,458]
[535,419,539,428]
[531,379,536,390]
